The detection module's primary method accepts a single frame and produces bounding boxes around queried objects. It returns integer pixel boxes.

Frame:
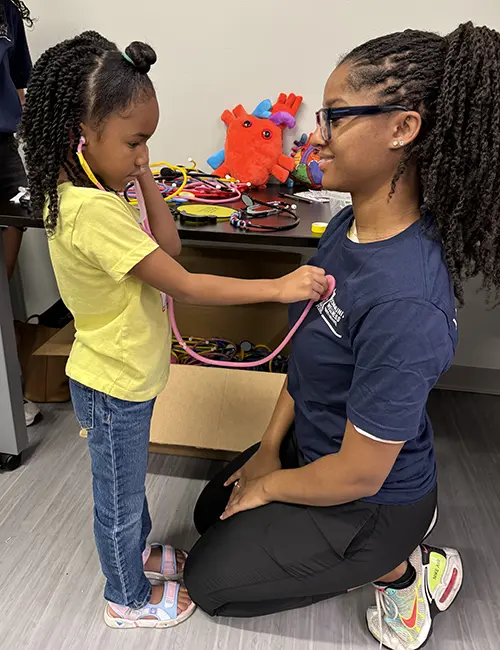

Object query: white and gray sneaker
[367,544,463,649]
[24,399,41,426]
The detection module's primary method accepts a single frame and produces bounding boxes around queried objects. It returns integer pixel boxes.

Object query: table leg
[0,236,28,464]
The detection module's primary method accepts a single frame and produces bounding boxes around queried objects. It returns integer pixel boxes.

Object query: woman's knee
[184,540,219,615]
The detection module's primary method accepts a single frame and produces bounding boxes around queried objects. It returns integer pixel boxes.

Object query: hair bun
[124,42,157,74]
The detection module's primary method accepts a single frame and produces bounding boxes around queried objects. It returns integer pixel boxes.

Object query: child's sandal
[143,543,188,582]
[105,581,196,629]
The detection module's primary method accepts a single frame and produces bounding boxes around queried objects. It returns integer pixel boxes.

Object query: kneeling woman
[185,23,500,649]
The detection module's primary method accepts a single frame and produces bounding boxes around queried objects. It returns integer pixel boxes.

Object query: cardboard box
[35,247,298,459]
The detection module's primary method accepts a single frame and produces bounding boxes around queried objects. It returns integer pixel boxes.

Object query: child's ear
[79,123,90,146]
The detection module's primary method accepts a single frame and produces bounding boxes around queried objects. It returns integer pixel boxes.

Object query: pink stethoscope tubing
[134,180,335,368]
[178,181,243,204]
[167,277,335,368]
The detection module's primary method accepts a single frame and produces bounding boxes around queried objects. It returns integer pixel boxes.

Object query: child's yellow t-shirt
[46,182,171,402]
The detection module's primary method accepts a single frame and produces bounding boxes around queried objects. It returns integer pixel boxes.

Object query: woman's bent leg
[194,428,300,535]
[185,489,437,618]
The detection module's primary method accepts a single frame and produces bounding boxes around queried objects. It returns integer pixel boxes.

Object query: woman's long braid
[344,23,500,303]
[19,32,116,234]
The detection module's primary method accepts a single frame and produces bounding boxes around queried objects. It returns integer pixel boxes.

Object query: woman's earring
[393,140,399,147]
[399,140,405,146]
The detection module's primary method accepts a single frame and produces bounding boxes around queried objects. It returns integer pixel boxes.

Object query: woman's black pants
[184,429,437,618]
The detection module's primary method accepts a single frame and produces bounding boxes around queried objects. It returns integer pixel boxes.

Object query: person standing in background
[0,0,39,426]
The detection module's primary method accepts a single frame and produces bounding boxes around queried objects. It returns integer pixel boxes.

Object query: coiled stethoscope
[166,195,300,231]
[229,195,300,232]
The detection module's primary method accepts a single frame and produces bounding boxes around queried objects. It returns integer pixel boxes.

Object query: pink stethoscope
[126,178,246,205]
[77,137,335,369]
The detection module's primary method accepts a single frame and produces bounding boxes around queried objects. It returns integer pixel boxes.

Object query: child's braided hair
[19,31,156,234]
[342,22,500,303]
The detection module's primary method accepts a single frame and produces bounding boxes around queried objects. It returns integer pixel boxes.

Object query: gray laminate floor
[0,390,499,650]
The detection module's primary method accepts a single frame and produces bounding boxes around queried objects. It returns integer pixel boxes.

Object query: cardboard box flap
[150,365,285,453]
[33,321,75,356]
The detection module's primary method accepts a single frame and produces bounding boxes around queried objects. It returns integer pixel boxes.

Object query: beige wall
[25,0,500,165]
[19,0,500,369]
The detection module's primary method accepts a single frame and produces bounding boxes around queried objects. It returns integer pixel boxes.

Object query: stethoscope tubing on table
[125,176,244,205]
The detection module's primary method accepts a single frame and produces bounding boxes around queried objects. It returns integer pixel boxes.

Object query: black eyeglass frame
[315,105,410,141]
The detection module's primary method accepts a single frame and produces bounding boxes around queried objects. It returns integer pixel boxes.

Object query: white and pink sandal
[143,543,188,583]
[105,581,196,629]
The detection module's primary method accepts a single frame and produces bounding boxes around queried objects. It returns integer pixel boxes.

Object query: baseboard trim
[438,365,500,395]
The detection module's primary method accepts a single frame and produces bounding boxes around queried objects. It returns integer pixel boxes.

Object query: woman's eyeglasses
[315,105,409,141]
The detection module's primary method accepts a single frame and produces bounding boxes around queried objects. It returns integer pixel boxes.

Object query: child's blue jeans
[70,379,155,608]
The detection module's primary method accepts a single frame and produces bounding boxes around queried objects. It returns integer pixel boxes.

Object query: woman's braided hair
[19,31,156,235]
[343,22,500,304]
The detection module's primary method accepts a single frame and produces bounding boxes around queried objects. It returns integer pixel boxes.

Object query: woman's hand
[221,446,281,520]
[221,475,273,520]
[224,445,281,488]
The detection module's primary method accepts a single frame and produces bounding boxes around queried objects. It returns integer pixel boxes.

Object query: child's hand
[276,266,328,303]
[134,164,151,178]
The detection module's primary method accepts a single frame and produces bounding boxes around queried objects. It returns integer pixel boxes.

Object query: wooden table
[174,187,331,250]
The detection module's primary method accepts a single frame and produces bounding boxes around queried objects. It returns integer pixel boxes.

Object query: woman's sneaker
[366,544,463,649]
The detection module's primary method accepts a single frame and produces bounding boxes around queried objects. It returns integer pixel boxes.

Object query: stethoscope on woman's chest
[76,137,335,368]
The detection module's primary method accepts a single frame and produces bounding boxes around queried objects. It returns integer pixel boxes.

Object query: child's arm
[131,248,328,305]
[137,169,182,257]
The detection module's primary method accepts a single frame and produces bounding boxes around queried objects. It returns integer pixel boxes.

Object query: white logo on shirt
[316,289,345,339]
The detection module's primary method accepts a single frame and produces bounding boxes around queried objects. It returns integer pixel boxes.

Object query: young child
[19,31,328,629]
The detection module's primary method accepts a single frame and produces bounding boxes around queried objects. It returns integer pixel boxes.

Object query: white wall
[20,0,500,368]
[25,0,500,165]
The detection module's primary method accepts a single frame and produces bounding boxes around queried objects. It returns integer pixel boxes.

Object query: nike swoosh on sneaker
[401,596,418,629]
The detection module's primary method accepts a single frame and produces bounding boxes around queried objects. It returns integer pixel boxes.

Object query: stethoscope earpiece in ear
[76,136,105,190]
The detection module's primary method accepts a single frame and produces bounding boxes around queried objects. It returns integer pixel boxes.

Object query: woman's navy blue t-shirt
[288,207,458,506]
